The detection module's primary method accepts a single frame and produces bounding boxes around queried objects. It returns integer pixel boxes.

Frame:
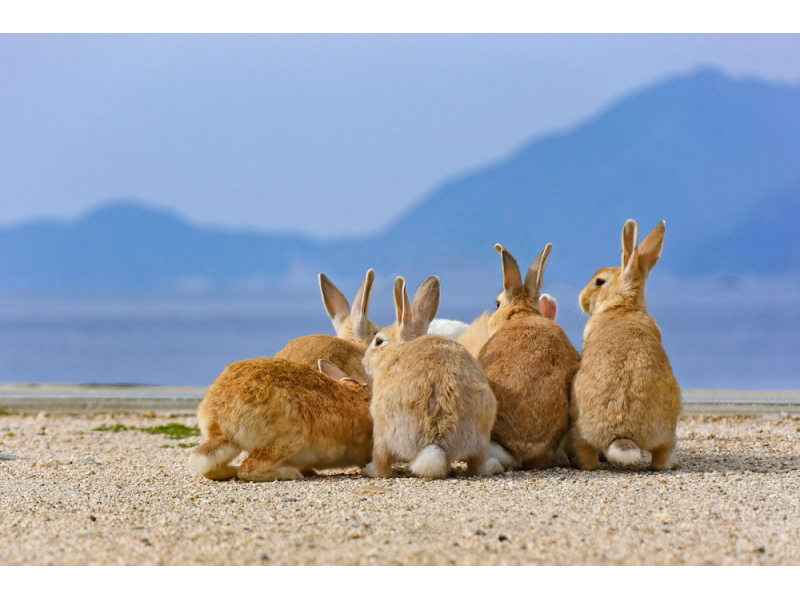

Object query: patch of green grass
[0,410,11,416]
[93,422,200,441]
[92,424,130,433]
[160,442,198,449]
[139,424,200,440]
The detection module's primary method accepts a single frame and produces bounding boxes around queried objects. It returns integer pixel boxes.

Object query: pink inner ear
[540,295,557,321]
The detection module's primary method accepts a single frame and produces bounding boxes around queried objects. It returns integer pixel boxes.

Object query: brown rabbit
[188,358,372,482]
[275,269,379,384]
[478,243,581,470]
[457,293,559,358]
[362,276,503,479]
[571,220,681,471]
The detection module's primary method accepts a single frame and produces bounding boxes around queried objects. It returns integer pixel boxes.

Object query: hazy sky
[2,34,800,238]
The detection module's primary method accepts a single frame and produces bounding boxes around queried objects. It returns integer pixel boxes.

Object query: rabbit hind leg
[238,441,304,482]
[188,437,241,481]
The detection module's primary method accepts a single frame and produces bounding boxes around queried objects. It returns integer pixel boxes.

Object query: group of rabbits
[188,219,682,482]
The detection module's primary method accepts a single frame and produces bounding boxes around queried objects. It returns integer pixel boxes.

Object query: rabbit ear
[637,221,666,277]
[539,293,558,321]
[495,243,523,296]
[318,359,348,381]
[394,276,413,340]
[524,243,552,299]
[621,219,639,276]
[318,359,364,385]
[411,276,441,335]
[350,269,375,338]
[319,273,351,335]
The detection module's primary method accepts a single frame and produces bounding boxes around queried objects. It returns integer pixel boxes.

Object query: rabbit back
[479,315,580,463]
[371,335,496,461]
[571,310,681,451]
[276,334,369,385]
[199,358,372,468]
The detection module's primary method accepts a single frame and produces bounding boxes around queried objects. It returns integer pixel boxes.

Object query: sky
[2,33,800,239]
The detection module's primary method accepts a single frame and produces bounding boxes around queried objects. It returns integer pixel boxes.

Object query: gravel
[1,412,799,565]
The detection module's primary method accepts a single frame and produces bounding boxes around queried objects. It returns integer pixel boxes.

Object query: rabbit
[478,243,581,470]
[275,269,378,385]
[188,357,372,482]
[570,220,681,471]
[457,293,559,358]
[361,275,504,479]
[457,311,493,358]
[427,318,470,340]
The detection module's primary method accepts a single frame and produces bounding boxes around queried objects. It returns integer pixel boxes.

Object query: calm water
[1,279,798,389]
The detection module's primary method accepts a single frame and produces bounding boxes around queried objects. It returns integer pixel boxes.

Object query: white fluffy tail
[409,445,449,479]
[606,439,642,465]
[188,441,241,480]
[427,318,470,340]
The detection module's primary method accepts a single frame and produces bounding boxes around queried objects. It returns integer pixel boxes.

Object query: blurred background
[1,33,799,389]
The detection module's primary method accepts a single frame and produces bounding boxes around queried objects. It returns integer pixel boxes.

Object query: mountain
[368,67,800,283]
[697,174,800,275]
[0,201,318,291]
[1,68,799,293]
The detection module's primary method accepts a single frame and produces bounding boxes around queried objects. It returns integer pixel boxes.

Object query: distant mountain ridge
[2,67,799,293]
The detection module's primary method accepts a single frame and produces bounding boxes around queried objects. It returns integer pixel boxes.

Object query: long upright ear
[637,221,666,277]
[495,243,523,296]
[319,274,351,335]
[621,219,639,277]
[394,276,413,340]
[350,269,375,338]
[411,275,440,335]
[524,243,552,299]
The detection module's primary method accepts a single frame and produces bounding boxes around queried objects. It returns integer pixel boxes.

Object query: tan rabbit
[188,358,372,482]
[362,276,503,479]
[457,293,559,358]
[478,243,581,470]
[570,220,681,471]
[457,312,492,358]
[275,269,378,384]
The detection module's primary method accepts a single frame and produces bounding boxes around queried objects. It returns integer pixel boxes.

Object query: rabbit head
[579,220,665,316]
[488,242,553,334]
[319,269,379,347]
[363,275,440,375]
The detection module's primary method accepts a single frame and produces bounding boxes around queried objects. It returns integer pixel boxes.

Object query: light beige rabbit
[571,220,681,471]
[188,358,372,482]
[478,243,581,469]
[276,269,378,385]
[362,276,503,479]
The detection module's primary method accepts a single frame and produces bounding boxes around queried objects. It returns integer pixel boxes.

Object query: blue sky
[2,33,800,238]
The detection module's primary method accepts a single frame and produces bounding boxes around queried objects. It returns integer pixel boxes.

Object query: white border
[1,1,798,33]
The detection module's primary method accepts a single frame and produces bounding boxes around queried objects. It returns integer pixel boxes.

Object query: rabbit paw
[361,462,380,478]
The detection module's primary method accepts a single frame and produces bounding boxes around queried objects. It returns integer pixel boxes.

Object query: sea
[1,275,798,390]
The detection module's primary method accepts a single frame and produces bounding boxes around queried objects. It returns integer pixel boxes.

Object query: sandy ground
[1,411,799,565]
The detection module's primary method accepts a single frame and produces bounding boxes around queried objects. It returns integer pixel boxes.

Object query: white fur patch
[606,440,642,465]
[427,319,470,340]
[488,442,517,469]
[187,445,240,475]
[409,445,449,479]
[481,457,504,476]
[361,462,379,478]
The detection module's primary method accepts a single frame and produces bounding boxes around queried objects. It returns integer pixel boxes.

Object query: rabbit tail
[606,439,642,465]
[409,445,449,479]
